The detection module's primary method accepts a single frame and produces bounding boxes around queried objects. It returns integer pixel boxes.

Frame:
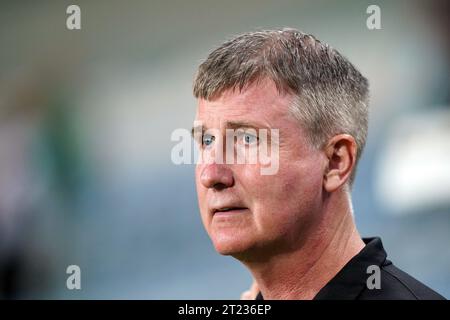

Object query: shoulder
[357,260,446,300]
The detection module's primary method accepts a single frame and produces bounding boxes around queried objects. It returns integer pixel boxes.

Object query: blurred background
[0,0,449,299]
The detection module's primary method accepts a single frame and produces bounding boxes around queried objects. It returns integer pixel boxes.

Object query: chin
[211,233,254,256]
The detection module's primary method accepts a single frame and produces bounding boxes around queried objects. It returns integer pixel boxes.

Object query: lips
[214,207,247,213]
[211,205,248,215]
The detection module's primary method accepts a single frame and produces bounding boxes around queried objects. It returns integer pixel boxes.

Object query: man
[191,28,445,300]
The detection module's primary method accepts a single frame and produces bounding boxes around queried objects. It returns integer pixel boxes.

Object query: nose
[200,163,234,190]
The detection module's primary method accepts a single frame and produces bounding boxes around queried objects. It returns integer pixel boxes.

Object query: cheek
[250,158,324,225]
[195,167,209,219]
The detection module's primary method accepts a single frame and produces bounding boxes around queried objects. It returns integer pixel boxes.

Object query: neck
[241,190,365,300]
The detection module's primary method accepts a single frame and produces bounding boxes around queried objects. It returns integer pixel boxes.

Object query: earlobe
[324,170,342,193]
[322,135,357,192]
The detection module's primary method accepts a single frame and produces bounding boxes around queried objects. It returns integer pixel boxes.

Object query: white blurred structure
[376,108,450,215]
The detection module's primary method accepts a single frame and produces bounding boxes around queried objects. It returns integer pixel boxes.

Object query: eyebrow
[191,120,270,137]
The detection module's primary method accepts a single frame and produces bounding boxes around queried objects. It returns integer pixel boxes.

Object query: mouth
[212,207,249,215]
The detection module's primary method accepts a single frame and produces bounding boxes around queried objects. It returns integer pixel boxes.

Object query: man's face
[194,79,326,259]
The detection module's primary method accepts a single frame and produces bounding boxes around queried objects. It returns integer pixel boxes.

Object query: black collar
[256,237,387,300]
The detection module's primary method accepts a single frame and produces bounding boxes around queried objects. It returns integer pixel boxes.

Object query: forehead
[195,79,294,127]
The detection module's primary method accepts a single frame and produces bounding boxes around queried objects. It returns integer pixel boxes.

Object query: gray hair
[193,28,369,184]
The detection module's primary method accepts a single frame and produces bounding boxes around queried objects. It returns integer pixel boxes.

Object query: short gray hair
[193,28,369,184]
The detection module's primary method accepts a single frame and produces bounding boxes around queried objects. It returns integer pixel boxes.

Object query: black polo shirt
[256,237,445,300]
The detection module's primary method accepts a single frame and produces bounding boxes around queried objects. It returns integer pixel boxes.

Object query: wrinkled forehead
[195,79,295,127]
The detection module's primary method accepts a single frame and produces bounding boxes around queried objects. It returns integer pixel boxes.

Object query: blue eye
[242,133,258,145]
[202,134,215,146]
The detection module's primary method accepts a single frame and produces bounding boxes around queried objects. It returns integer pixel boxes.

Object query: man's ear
[323,134,357,192]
